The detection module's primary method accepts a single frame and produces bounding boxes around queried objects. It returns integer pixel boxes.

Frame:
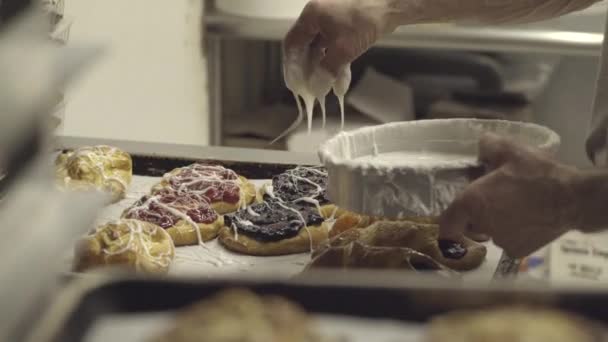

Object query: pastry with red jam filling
[152,163,256,214]
[258,166,338,218]
[219,199,329,256]
[123,188,224,246]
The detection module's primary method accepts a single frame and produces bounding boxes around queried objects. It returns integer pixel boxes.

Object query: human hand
[283,0,398,75]
[439,133,579,258]
[586,114,608,166]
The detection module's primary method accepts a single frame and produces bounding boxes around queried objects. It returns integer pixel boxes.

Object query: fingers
[585,116,608,165]
[478,133,520,170]
[320,37,357,75]
[283,1,321,52]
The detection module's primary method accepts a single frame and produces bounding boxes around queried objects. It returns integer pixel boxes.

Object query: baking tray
[56,148,521,281]
[31,272,608,342]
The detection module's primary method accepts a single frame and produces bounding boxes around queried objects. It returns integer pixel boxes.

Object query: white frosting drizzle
[61,145,129,191]
[100,220,172,269]
[124,191,236,266]
[165,164,250,211]
[246,206,260,217]
[275,201,314,254]
[280,46,352,142]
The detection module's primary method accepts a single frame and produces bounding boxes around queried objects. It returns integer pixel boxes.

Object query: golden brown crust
[55,145,132,203]
[73,219,174,274]
[165,216,225,246]
[313,221,486,271]
[328,210,439,238]
[219,223,329,256]
[152,289,319,342]
[428,306,600,342]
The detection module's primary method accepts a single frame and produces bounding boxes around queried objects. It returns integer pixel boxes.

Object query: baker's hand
[586,114,608,165]
[284,0,398,75]
[439,133,579,258]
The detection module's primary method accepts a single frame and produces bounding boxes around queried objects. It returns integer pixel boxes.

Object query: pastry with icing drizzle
[258,166,338,218]
[152,289,323,342]
[428,306,602,342]
[55,145,132,203]
[123,188,225,246]
[73,219,174,274]
[309,220,486,272]
[219,199,329,256]
[329,211,437,238]
[152,163,256,214]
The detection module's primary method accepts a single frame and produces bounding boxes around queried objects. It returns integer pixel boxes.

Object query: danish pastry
[428,307,601,342]
[152,163,255,214]
[123,188,224,246]
[310,220,486,271]
[73,219,174,274]
[219,199,329,256]
[55,145,132,202]
[152,289,321,342]
[258,166,336,218]
[329,211,437,238]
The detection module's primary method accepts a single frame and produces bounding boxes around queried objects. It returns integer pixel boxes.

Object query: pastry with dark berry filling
[309,220,486,272]
[258,166,338,218]
[219,199,329,256]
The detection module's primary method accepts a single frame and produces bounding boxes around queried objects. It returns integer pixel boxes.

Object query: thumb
[478,133,519,170]
[439,189,476,240]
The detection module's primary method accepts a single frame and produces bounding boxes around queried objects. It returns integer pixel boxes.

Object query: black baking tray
[32,272,608,342]
[129,154,301,180]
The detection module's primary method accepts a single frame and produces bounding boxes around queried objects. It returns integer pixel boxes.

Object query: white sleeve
[587,11,608,166]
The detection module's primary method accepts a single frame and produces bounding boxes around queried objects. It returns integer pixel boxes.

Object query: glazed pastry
[258,166,336,217]
[152,163,255,214]
[329,211,438,238]
[219,199,329,256]
[123,188,224,246]
[73,219,174,274]
[310,220,486,271]
[55,145,132,202]
[428,306,602,342]
[151,289,321,342]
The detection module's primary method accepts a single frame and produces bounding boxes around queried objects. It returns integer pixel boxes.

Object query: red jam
[125,188,218,227]
[166,164,241,204]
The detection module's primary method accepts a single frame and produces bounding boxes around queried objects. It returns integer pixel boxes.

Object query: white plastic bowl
[318,119,560,218]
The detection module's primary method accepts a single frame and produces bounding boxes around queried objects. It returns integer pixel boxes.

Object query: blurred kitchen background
[57,0,608,167]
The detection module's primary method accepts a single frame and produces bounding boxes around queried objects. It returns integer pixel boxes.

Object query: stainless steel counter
[56,135,320,165]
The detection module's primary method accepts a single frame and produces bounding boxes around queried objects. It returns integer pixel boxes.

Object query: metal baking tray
[55,136,522,279]
[30,272,608,342]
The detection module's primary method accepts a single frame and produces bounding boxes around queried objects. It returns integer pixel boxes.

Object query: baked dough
[428,306,601,342]
[152,163,255,214]
[55,145,132,202]
[152,289,321,342]
[329,210,437,238]
[73,219,174,274]
[311,220,486,271]
[122,189,225,246]
[219,200,329,256]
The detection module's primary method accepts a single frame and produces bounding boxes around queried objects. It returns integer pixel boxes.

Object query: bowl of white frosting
[318,119,560,219]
